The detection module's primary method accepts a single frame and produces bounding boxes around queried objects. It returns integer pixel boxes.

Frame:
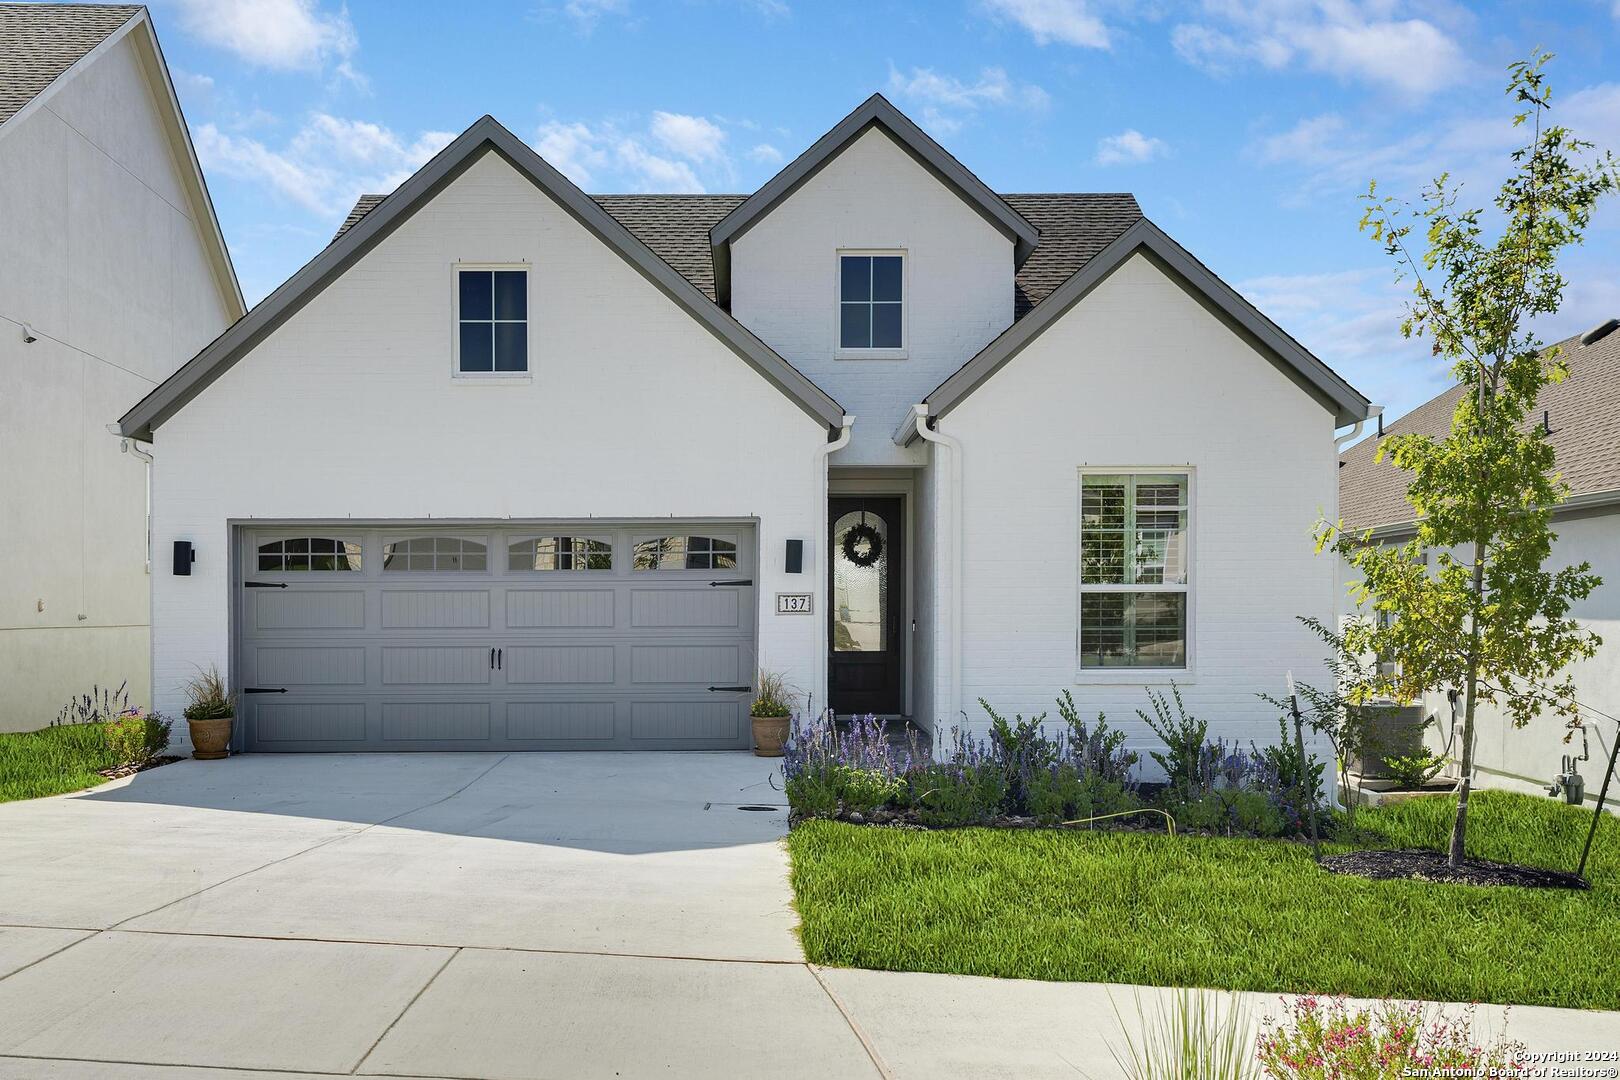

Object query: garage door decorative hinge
[242,687,288,694]
[243,581,287,589]
[708,579,753,587]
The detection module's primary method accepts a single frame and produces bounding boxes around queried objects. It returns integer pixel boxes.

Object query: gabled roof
[901,217,1372,441]
[334,190,1142,316]
[705,93,1041,306]
[0,4,245,317]
[118,115,845,441]
[0,2,138,123]
[1339,325,1620,532]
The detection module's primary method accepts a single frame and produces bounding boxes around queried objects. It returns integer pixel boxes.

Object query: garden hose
[1061,808,1177,837]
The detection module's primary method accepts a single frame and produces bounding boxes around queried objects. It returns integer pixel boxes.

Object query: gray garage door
[235,523,757,751]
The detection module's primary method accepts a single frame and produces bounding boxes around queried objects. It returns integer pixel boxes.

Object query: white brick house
[0,5,242,731]
[120,95,1372,757]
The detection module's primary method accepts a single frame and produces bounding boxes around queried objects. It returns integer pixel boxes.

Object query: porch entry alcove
[828,496,905,716]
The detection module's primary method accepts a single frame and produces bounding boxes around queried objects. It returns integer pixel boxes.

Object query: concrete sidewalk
[0,754,1615,1078]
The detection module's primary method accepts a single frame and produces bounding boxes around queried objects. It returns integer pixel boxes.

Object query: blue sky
[149,0,1620,421]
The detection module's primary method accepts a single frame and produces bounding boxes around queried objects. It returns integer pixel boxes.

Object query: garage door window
[633,536,737,571]
[383,537,488,572]
[508,536,612,571]
[257,537,362,572]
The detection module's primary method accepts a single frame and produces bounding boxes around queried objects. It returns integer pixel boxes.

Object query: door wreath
[841,513,883,567]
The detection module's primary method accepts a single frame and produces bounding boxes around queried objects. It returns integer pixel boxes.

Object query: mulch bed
[1322,847,1589,890]
[97,755,183,781]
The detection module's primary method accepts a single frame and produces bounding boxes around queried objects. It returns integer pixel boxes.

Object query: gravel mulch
[97,755,183,781]
[1322,847,1589,890]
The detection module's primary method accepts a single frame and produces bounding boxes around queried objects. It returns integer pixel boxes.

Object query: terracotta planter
[188,716,233,760]
[751,714,790,757]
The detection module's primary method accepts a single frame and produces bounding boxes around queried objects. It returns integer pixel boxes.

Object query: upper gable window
[838,253,904,356]
[456,266,528,376]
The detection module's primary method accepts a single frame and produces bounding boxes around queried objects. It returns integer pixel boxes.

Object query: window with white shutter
[1079,472,1190,669]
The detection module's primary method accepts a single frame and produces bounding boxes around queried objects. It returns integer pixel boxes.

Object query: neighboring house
[0,4,243,731]
[119,95,1371,756]
[1338,321,1620,801]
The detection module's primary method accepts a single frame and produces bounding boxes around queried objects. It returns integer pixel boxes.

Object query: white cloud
[163,0,358,76]
[1095,129,1168,165]
[886,65,1050,135]
[194,114,454,218]
[1171,1,1467,98]
[560,0,629,30]
[535,118,704,193]
[980,0,1109,48]
[1239,267,1454,416]
[650,112,728,163]
[748,143,784,165]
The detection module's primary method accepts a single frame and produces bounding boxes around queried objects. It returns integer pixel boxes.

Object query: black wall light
[785,538,804,574]
[173,541,195,576]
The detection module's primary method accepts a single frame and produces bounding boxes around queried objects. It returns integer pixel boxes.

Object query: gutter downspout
[109,425,153,574]
[814,417,854,718]
[1334,404,1384,453]
[911,404,962,736]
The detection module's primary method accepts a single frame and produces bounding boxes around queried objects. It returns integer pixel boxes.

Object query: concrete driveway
[2,754,1618,1079]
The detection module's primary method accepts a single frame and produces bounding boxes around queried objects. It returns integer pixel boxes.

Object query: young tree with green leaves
[1319,53,1615,867]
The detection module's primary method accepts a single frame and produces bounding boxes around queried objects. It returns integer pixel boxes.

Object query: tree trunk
[1449,540,1486,867]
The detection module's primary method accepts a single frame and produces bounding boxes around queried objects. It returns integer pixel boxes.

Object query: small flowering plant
[1256,995,1526,1079]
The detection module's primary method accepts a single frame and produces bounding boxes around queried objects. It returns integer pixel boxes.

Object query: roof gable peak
[706,93,1039,306]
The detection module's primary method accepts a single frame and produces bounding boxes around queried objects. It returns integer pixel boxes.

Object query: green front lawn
[787,791,1620,1010]
[0,724,124,803]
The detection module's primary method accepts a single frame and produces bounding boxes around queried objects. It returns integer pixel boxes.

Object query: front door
[828,497,904,715]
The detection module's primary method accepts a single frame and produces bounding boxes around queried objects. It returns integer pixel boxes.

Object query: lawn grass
[786,790,1620,1010]
[0,724,122,803]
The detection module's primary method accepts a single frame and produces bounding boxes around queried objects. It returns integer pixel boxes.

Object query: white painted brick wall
[935,253,1341,768]
[730,128,1013,466]
[149,152,828,720]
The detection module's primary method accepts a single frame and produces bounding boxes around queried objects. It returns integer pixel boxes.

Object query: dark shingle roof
[0,4,140,125]
[1339,326,1620,531]
[335,190,1143,314]
[1002,194,1141,318]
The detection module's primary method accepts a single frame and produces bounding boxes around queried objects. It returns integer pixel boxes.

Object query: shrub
[104,711,172,768]
[783,713,919,818]
[906,761,1006,827]
[1139,684,1208,802]
[1257,996,1525,1078]
[1025,764,1138,826]
[1384,750,1448,790]
[1056,691,1136,784]
[182,665,234,721]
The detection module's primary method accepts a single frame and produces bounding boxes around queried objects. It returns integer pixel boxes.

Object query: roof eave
[922,217,1373,428]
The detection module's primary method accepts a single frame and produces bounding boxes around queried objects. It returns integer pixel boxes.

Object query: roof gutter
[1334,404,1384,452]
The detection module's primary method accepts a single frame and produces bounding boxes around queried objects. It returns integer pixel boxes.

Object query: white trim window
[455,265,528,376]
[1079,471,1190,670]
[837,251,905,358]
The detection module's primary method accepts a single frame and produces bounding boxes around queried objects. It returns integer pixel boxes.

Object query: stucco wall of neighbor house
[148,151,829,726]
[933,252,1341,766]
[0,32,235,732]
[729,127,1014,467]
[1338,508,1620,801]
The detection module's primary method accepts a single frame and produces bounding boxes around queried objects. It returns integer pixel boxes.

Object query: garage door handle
[707,685,751,693]
[489,648,495,670]
[244,581,287,589]
[243,687,287,694]
[709,579,752,587]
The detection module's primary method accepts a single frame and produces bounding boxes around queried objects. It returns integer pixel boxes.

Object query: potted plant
[750,670,793,757]
[183,665,234,760]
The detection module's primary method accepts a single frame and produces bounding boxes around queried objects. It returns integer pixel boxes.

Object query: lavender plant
[54,682,134,727]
